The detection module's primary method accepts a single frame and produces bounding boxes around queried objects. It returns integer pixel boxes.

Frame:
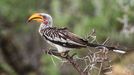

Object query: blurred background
[0,0,134,75]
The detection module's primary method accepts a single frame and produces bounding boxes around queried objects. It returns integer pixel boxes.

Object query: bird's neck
[39,23,52,35]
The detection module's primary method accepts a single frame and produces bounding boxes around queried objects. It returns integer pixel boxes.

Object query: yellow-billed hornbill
[28,13,126,54]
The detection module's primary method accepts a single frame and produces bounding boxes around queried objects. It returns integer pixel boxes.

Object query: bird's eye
[44,20,48,25]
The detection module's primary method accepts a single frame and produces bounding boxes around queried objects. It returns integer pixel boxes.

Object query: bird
[28,13,126,55]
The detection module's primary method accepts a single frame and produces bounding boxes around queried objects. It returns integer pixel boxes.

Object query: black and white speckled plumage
[29,13,126,54]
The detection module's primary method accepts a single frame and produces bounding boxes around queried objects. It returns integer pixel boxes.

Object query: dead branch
[43,45,114,75]
[44,49,88,75]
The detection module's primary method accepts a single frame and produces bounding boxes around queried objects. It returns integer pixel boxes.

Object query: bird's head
[28,13,53,27]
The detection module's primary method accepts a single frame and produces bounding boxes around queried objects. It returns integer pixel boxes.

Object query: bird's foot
[60,51,69,57]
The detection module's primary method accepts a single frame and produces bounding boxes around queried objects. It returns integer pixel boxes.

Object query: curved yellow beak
[28,13,44,22]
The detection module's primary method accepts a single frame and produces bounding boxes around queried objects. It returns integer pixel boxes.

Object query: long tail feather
[87,43,126,54]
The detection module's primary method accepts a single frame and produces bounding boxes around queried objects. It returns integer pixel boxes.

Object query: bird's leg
[60,51,77,60]
[60,51,70,57]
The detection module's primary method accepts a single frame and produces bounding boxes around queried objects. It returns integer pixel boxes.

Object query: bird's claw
[60,51,69,57]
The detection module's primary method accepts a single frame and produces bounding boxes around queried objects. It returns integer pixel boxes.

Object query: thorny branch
[44,49,88,75]
[43,31,125,75]
[44,46,113,75]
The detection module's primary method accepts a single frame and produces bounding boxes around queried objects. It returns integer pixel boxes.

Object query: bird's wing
[58,28,88,45]
[42,27,88,48]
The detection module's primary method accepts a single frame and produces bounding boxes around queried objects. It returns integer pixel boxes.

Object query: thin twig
[102,37,110,45]
[98,63,103,75]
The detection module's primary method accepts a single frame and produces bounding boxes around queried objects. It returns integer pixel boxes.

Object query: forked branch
[44,49,88,75]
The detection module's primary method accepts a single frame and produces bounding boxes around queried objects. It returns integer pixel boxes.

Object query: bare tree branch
[44,49,88,75]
